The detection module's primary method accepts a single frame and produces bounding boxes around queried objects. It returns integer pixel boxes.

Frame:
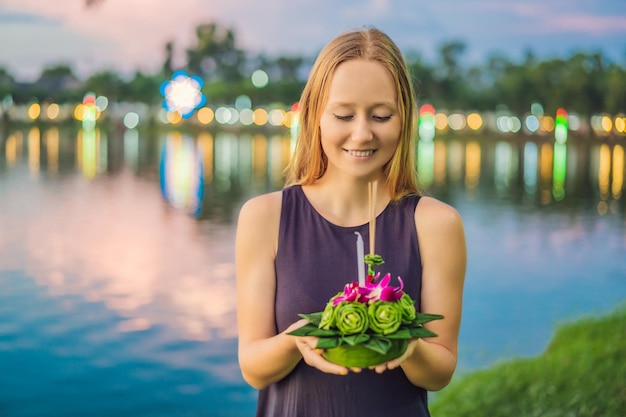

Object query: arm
[374,196,466,390]
[236,192,348,390]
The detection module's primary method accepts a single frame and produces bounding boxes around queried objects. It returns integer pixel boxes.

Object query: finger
[372,363,388,374]
[385,357,403,370]
[305,349,349,375]
[310,355,349,375]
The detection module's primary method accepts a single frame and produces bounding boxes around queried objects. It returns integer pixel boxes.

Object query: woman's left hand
[368,338,420,374]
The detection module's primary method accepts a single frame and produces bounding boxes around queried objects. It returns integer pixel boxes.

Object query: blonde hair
[284,27,420,200]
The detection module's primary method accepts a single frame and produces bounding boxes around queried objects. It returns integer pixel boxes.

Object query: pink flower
[365,273,404,303]
[333,273,405,305]
[332,282,371,305]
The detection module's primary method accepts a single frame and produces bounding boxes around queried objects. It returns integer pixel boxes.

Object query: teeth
[347,150,374,157]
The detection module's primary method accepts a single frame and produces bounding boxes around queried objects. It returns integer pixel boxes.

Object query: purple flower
[333,273,406,305]
[365,273,405,303]
[332,282,371,305]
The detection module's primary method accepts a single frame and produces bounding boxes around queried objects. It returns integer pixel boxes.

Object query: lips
[346,149,375,157]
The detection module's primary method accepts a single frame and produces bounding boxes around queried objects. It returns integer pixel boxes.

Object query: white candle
[354,231,365,286]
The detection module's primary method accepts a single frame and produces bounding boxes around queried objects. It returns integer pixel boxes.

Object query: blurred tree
[0,67,15,98]
[123,71,162,105]
[432,41,468,109]
[245,52,308,103]
[604,64,626,114]
[186,23,246,82]
[275,56,304,82]
[33,64,81,102]
[439,41,466,79]
[558,52,606,115]
[163,41,174,78]
[3,12,624,118]
[84,70,124,103]
[491,54,542,115]
[405,51,436,103]
[0,67,15,123]
[463,64,494,110]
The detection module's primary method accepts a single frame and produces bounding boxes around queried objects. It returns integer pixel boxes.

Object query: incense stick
[369,180,377,255]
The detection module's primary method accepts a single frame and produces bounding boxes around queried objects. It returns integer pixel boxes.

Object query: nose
[351,116,373,143]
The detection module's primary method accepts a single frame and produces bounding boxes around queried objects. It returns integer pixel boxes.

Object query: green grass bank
[430,306,626,416]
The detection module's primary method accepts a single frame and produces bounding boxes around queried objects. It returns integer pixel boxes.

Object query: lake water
[0,125,624,416]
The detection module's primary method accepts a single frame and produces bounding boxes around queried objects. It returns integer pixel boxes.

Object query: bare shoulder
[237,191,283,239]
[238,190,283,222]
[415,196,467,288]
[416,196,463,222]
[237,191,282,245]
[415,196,465,236]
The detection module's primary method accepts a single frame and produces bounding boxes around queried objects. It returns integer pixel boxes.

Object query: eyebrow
[327,101,396,108]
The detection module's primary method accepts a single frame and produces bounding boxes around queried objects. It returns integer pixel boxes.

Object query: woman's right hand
[286,319,353,375]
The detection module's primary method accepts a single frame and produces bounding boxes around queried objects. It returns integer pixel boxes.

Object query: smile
[346,149,375,157]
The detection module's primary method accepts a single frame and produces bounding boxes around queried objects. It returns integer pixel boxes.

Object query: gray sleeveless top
[256,185,429,417]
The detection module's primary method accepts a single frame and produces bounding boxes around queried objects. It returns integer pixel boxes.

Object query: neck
[302,174,389,227]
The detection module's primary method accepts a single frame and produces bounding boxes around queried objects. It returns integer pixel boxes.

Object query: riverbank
[430,304,626,416]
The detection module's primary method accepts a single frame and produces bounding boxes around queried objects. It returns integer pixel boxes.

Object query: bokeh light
[524,115,540,133]
[166,111,183,124]
[531,102,544,117]
[448,113,467,131]
[239,108,254,126]
[251,69,269,88]
[434,113,449,132]
[235,95,252,110]
[541,116,555,133]
[78,92,99,130]
[215,107,239,125]
[555,108,568,144]
[601,115,613,132]
[28,103,40,120]
[466,113,483,131]
[253,108,269,126]
[615,115,626,134]
[46,103,60,120]
[418,104,436,141]
[268,109,286,126]
[496,115,521,133]
[123,112,139,129]
[160,70,206,119]
[196,107,215,125]
[95,96,109,112]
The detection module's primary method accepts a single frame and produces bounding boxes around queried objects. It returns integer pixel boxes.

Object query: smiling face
[319,59,402,181]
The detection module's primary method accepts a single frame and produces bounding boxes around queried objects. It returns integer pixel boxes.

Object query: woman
[236,27,466,416]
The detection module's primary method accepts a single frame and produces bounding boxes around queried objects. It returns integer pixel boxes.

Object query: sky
[0,0,625,82]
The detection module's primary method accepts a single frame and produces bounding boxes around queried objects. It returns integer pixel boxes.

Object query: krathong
[288,253,443,368]
[288,181,444,368]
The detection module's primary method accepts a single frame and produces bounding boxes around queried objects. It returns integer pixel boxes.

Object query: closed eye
[334,114,392,122]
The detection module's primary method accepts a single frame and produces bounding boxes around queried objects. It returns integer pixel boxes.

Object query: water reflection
[0,125,624,416]
[464,141,481,192]
[77,127,107,178]
[159,133,204,217]
[0,169,238,340]
[1,127,623,327]
[0,127,302,344]
[523,141,538,195]
[2,127,625,216]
